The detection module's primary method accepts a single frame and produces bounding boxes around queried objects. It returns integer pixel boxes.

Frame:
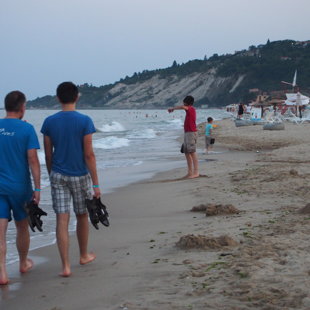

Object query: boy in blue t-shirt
[41,82,100,277]
[205,117,214,154]
[0,91,41,285]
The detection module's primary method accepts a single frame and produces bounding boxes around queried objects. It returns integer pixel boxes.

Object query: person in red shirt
[168,95,199,178]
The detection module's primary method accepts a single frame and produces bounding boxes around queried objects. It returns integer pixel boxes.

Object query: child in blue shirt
[205,117,214,154]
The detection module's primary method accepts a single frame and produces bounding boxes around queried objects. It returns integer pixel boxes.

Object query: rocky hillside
[90,71,244,108]
[28,39,310,109]
[28,70,244,109]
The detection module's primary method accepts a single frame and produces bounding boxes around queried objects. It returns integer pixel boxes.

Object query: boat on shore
[234,118,266,127]
[263,122,285,130]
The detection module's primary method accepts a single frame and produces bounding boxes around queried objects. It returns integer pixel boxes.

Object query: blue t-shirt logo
[0,119,40,195]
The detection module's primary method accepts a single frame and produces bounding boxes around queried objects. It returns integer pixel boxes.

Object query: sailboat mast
[292,70,297,88]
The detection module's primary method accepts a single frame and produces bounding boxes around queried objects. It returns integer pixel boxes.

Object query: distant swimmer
[0,91,41,285]
[41,82,100,277]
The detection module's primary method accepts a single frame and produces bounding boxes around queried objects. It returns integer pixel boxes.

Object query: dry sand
[2,118,310,309]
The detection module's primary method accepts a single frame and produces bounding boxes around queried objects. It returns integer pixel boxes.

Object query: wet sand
[2,119,310,309]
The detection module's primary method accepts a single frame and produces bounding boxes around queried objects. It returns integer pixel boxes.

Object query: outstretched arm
[84,134,101,198]
[168,105,188,113]
[27,149,41,203]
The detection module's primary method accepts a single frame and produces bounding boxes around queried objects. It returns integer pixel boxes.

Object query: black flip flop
[24,200,47,232]
[86,197,110,229]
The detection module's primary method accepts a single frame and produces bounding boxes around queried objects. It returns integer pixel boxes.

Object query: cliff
[91,71,245,108]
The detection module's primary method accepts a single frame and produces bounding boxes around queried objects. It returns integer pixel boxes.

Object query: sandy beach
[2,118,310,310]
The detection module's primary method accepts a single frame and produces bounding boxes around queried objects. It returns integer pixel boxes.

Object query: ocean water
[0,108,229,264]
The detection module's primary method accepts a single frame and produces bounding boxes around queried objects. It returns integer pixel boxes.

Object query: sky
[1,0,310,104]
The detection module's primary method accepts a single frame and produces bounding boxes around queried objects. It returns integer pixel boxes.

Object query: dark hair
[56,82,79,104]
[4,91,26,112]
[183,95,194,106]
[207,117,213,122]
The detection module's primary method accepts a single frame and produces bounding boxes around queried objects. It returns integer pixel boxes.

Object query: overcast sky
[1,0,309,103]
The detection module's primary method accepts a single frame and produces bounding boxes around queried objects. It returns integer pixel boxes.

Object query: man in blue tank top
[41,82,101,277]
[0,91,41,285]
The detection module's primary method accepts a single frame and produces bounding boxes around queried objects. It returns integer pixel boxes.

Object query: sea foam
[167,118,183,128]
[93,136,130,149]
[38,150,46,165]
[97,121,125,132]
[127,128,157,139]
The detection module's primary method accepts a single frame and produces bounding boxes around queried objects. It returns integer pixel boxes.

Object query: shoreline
[1,119,241,309]
[5,123,187,266]
[3,118,310,309]
[3,147,240,309]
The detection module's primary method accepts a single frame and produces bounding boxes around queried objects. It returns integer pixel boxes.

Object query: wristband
[92,185,99,188]
[34,188,41,192]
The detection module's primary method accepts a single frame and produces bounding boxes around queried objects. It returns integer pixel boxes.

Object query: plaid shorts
[50,171,92,214]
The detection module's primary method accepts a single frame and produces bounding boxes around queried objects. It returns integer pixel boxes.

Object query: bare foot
[0,269,9,285]
[188,173,200,179]
[80,253,96,265]
[0,279,9,285]
[181,175,190,179]
[59,267,71,278]
[19,258,33,274]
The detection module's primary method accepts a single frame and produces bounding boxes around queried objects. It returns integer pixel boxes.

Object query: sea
[0,108,229,264]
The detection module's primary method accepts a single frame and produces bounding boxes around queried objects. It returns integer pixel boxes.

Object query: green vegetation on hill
[28,39,310,108]
[118,58,213,85]
[119,40,310,88]
[216,40,310,102]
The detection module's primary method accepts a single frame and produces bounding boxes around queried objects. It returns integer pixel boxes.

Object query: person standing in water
[168,95,199,179]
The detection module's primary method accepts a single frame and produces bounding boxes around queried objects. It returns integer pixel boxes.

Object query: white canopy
[285,92,310,106]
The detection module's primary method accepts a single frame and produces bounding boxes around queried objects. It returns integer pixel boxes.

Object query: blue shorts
[0,193,32,221]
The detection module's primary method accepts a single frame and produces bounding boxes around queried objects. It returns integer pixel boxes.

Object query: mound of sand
[206,204,240,216]
[299,203,310,214]
[176,234,238,250]
[290,169,298,176]
[191,203,240,216]
[191,204,208,212]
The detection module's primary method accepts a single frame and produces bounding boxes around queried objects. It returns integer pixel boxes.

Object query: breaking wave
[127,128,157,139]
[93,136,130,149]
[97,121,125,132]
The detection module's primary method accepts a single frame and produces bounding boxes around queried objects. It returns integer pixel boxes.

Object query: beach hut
[285,92,310,118]
[285,92,310,106]
[250,101,272,120]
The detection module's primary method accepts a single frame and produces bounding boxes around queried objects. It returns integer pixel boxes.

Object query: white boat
[234,119,266,127]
